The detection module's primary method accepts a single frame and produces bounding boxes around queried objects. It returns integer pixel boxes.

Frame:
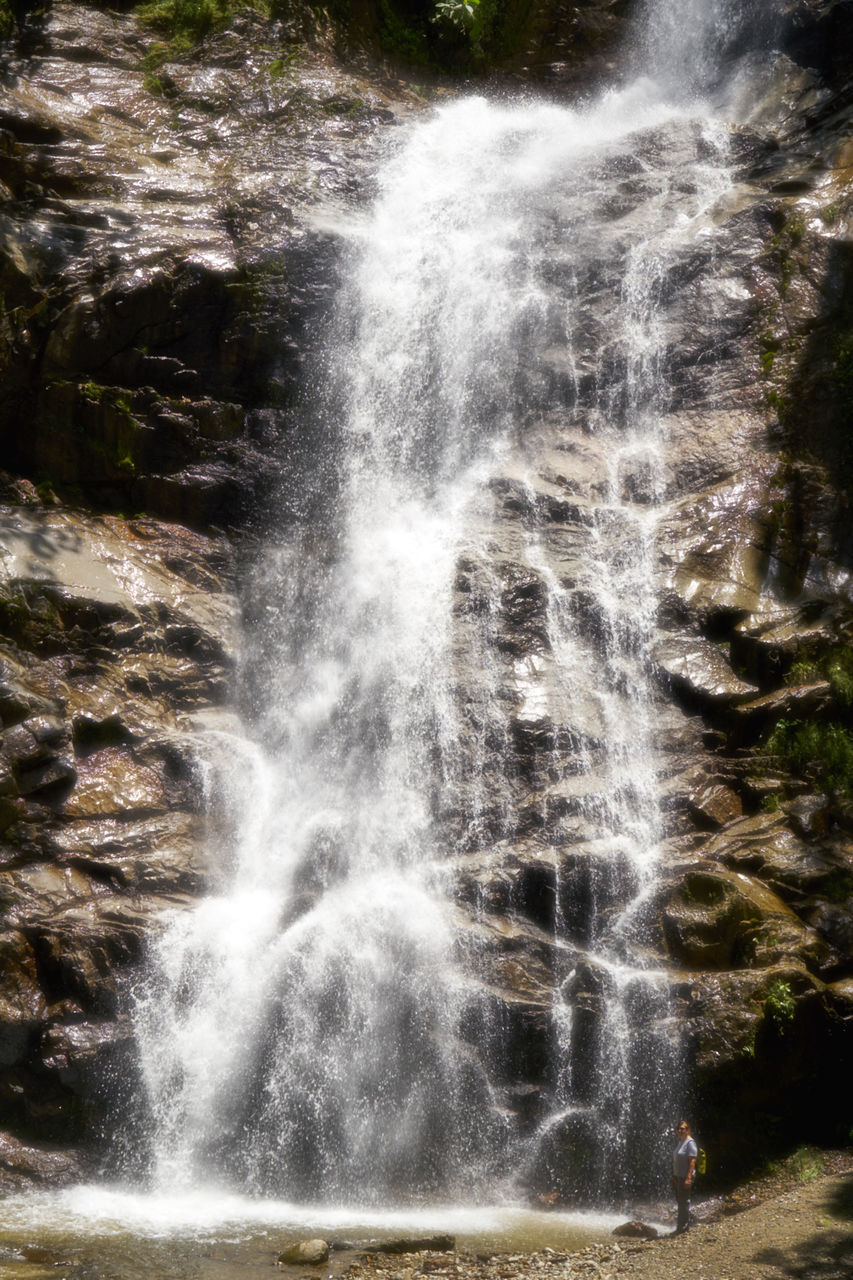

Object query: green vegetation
[821,867,853,903]
[79,381,134,417]
[432,0,492,53]
[127,0,520,74]
[763,717,853,796]
[818,202,840,225]
[785,644,853,704]
[764,979,795,1035]
[0,0,13,40]
[137,0,240,42]
[432,0,507,60]
[766,211,806,296]
[766,1145,826,1184]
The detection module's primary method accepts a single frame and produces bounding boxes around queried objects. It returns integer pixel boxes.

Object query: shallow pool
[0,1188,639,1280]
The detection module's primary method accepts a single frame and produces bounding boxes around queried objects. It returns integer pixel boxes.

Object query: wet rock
[675,867,819,969]
[373,1237,456,1255]
[652,635,758,707]
[278,1239,331,1265]
[0,1129,84,1190]
[687,781,743,830]
[39,1019,128,1094]
[0,932,47,1068]
[612,1222,658,1239]
[728,681,834,734]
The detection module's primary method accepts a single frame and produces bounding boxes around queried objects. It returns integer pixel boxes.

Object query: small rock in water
[278,1239,331,1265]
[612,1221,658,1239]
[374,1236,455,1254]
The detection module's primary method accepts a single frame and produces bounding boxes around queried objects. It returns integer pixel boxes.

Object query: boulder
[277,1240,330,1265]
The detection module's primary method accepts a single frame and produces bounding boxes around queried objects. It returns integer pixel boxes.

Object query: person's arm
[685,1139,697,1185]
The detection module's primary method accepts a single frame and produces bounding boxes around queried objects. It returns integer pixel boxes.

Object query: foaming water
[0,1185,629,1245]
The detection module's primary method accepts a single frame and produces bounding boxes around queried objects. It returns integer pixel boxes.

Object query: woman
[671,1119,697,1234]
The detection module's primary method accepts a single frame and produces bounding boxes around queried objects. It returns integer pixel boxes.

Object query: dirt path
[607,1171,853,1280]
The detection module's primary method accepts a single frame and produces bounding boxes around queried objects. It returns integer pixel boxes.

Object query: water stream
[2,0,790,1252]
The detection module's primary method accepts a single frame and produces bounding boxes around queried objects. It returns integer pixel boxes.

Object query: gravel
[338,1162,853,1280]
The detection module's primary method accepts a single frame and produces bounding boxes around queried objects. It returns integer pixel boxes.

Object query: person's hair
[676,1120,691,1131]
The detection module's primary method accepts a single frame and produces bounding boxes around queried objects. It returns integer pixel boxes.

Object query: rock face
[0,0,851,1193]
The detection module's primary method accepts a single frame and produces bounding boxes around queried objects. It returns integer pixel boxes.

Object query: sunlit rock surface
[0,0,851,1189]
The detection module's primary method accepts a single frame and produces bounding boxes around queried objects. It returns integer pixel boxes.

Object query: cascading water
[130,0,782,1212]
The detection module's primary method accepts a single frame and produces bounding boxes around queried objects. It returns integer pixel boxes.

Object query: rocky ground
[327,1161,853,1280]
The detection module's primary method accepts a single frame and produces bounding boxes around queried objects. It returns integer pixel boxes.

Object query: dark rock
[612,1221,659,1239]
[372,1237,456,1254]
[0,1129,84,1188]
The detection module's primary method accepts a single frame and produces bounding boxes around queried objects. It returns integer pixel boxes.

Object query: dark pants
[672,1176,693,1232]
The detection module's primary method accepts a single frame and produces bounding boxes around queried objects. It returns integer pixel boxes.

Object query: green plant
[828,657,853,706]
[0,0,13,40]
[136,0,233,42]
[376,0,432,65]
[432,0,500,55]
[764,979,795,1034]
[789,1145,825,1183]
[787,214,806,246]
[785,658,819,686]
[785,645,853,703]
[821,868,853,904]
[434,0,480,34]
[763,717,853,796]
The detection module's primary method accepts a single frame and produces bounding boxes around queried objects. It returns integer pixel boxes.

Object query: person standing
[671,1119,697,1234]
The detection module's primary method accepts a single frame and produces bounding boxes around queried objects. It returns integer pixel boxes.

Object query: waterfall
[131,0,781,1209]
